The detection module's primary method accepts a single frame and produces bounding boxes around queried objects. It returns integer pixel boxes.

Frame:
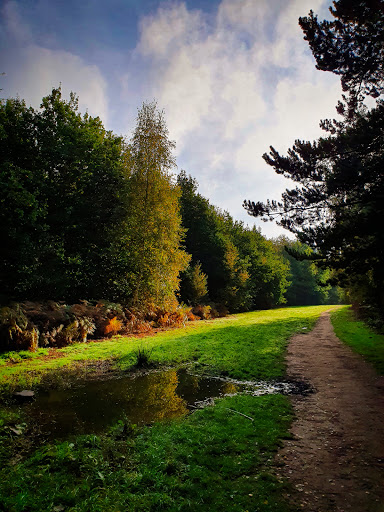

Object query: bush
[185,309,198,321]
[0,300,201,353]
[104,317,123,336]
[1,302,100,351]
[210,303,229,318]
[0,305,39,351]
[192,304,212,320]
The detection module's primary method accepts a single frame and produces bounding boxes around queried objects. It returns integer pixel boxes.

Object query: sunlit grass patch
[0,348,49,365]
[0,305,336,512]
[331,306,384,375]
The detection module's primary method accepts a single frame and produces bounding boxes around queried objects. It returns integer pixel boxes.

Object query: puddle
[15,369,310,439]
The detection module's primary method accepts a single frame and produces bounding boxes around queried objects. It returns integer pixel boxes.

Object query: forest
[0,89,340,352]
[1,1,383,510]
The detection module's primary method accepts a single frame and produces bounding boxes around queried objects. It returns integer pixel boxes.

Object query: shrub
[23,301,69,329]
[157,312,170,328]
[78,317,96,342]
[0,305,39,351]
[56,320,80,346]
[39,325,64,347]
[192,304,212,320]
[0,299,204,354]
[0,303,98,351]
[153,304,194,329]
[175,304,193,325]
[210,303,229,318]
[185,310,198,321]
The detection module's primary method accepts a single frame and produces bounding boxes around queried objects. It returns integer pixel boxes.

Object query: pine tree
[244,0,384,318]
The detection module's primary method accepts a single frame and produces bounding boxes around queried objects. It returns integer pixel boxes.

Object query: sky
[0,0,343,238]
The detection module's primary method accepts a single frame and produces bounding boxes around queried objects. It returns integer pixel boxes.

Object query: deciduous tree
[0,89,125,301]
[119,102,190,309]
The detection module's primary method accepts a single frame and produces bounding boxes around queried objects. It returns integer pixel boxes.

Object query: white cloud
[217,0,270,34]
[138,2,205,58]
[153,47,214,142]
[136,0,342,237]
[1,1,109,122]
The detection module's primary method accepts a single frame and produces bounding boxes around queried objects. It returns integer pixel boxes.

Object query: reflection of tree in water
[125,370,188,423]
[188,374,200,393]
[221,382,238,395]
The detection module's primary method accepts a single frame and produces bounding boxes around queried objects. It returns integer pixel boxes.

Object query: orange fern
[104,316,122,335]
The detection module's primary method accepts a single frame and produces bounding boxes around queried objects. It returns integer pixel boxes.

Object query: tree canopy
[299,0,384,118]
[0,91,190,308]
[117,102,190,309]
[2,86,329,317]
[0,89,126,302]
[178,171,290,311]
[273,237,341,306]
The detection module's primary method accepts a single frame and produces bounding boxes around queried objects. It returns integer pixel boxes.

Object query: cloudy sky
[0,0,342,238]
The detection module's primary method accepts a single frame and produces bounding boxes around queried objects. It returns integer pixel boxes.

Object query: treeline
[1,88,340,350]
[177,171,290,312]
[1,91,188,310]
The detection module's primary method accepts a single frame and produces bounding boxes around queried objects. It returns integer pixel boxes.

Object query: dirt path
[275,311,384,512]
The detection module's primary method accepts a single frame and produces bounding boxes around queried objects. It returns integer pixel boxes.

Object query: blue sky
[0,0,342,238]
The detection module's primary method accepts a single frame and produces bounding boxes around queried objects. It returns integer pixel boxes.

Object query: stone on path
[14,390,35,400]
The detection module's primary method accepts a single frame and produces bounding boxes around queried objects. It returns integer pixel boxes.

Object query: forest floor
[274,311,384,512]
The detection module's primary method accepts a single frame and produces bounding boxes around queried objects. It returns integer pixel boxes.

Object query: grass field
[0,305,333,512]
[331,306,384,375]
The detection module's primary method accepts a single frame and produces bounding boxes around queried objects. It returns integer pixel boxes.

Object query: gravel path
[275,311,384,512]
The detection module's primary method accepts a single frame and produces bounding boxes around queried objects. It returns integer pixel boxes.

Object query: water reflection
[123,370,188,423]
[24,369,241,438]
[221,382,238,395]
[17,370,311,439]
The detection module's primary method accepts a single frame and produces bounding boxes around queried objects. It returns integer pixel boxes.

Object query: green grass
[331,306,384,375]
[0,305,333,512]
[0,348,49,366]
[0,395,293,512]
